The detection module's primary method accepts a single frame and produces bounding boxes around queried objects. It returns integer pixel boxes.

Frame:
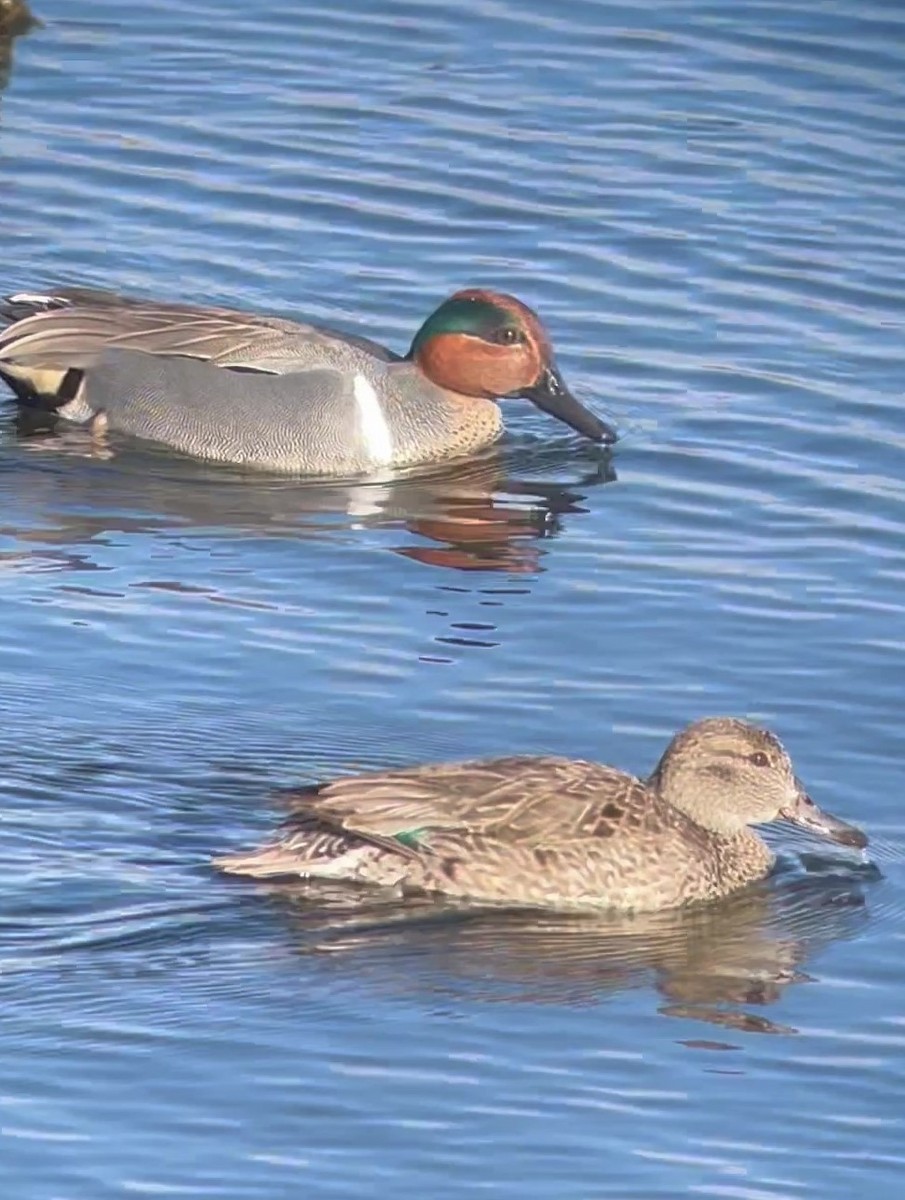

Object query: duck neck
[711,829,776,892]
[648,768,745,838]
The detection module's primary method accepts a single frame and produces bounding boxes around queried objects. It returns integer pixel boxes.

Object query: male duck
[214,717,867,913]
[0,286,615,475]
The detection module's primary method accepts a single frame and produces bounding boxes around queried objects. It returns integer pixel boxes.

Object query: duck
[0,286,615,476]
[213,717,867,913]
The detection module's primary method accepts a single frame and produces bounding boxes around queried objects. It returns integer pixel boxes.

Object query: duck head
[408,289,616,444]
[650,717,867,848]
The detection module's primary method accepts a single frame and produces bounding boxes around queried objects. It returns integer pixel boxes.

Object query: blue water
[2,0,905,1195]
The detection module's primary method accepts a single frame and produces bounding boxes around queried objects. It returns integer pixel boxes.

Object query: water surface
[1,2,905,1197]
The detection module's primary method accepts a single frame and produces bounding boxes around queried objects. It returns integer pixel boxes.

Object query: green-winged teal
[0,286,615,475]
[213,717,867,913]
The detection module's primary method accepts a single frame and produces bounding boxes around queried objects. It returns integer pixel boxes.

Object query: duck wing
[282,756,659,851]
[0,287,396,380]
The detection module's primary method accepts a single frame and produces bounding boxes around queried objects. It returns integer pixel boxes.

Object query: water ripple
[2,0,905,1197]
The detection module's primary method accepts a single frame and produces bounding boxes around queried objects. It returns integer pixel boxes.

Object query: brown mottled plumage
[214,718,867,913]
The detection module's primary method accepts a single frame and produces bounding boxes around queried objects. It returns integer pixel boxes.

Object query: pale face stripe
[353,373,394,466]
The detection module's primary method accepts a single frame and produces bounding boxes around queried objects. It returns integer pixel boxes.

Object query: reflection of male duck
[0,428,614,576]
[0,287,615,473]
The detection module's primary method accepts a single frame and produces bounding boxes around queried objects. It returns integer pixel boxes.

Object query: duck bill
[519,364,617,445]
[779,781,867,849]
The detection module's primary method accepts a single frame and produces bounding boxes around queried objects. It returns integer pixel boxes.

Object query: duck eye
[749,751,770,768]
[493,326,525,346]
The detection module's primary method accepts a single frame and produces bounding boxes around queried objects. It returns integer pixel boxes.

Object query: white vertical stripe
[353,373,394,466]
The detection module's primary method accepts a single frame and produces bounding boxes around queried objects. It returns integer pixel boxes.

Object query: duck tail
[212,812,367,881]
[212,843,305,879]
[0,286,130,325]
[0,355,84,411]
[0,292,90,410]
[0,291,73,324]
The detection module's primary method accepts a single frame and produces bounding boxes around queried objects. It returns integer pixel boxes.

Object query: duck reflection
[3,414,615,576]
[236,867,871,1037]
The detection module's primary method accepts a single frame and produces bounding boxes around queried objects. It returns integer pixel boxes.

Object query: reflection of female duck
[233,872,871,1031]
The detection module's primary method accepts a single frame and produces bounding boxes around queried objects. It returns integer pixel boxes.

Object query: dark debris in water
[0,0,37,38]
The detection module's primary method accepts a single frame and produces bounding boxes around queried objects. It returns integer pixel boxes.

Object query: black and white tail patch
[0,362,84,410]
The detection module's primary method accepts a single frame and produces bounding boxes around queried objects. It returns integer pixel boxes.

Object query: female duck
[214,717,867,913]
[0,286,615,475]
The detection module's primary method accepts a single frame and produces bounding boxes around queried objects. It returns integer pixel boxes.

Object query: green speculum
[393,827,426,850]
